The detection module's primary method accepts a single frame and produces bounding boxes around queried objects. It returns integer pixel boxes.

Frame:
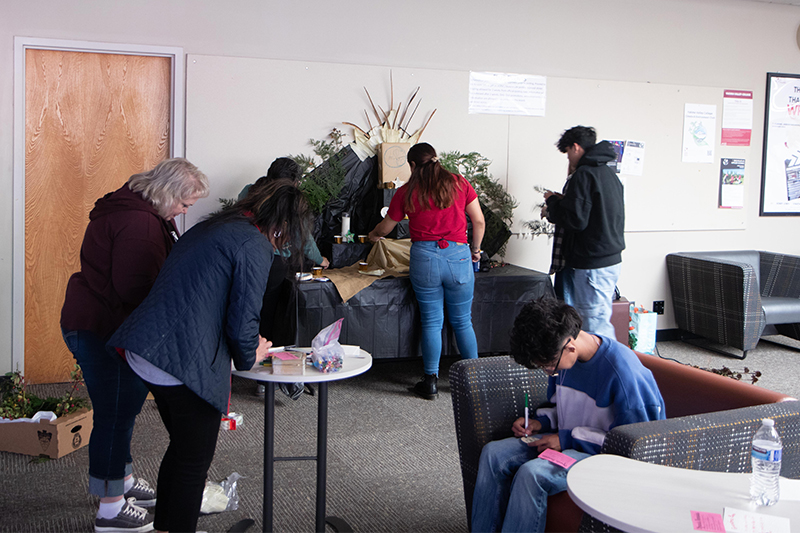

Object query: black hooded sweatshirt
[545,141,625,269]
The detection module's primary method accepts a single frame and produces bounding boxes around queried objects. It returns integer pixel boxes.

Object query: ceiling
[744,0,800,5]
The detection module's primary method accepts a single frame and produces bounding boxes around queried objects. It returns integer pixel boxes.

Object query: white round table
[233,349,372,533]
[567,454,800,532]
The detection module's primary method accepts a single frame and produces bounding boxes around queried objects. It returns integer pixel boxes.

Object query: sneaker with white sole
[95,498,153,532]
[124,477,156,508]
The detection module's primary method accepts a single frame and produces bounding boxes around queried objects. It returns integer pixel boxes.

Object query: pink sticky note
[272,351,299,361]
[690,511,725,533]
[538,449,578,468]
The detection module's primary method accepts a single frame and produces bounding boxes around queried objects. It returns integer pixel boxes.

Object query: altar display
[294,76,513,273]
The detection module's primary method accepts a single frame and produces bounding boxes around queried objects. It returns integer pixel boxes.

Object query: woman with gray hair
[61,158,209,533]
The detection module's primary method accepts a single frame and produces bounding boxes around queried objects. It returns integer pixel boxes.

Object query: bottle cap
[762,418,774,426]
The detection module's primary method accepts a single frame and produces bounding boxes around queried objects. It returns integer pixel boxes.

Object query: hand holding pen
[524,393,529,435]
[512,393,543,443]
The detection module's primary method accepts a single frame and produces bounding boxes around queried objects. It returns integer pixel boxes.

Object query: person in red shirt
[369,142,485,399]
[61,158,209,532]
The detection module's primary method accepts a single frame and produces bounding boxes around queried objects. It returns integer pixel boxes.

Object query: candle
[341,213,350,237]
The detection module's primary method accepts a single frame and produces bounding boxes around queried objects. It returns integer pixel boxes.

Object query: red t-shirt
[387,174,478,243]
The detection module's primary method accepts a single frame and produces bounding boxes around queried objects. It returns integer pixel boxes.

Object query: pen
[524,393,529,436]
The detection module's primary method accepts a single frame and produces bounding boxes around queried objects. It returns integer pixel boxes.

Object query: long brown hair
[403,142,460,213]
[207,178,312,268]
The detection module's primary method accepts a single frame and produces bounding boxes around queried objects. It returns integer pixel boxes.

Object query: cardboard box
[379,143,411,186]
[271,352,306,376]
[0,408,93,458]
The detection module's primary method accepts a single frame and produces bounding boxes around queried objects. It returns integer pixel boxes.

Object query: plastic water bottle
[750,418,782,506]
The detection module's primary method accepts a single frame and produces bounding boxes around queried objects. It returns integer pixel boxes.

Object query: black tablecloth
[292,264,554,359]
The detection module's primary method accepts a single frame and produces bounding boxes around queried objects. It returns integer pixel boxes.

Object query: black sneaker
[95,498,153,532]
[123,478,156,508]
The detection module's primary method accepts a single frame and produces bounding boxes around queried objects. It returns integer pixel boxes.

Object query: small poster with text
[719,158,745,209]
[683,103,717,163]
[468,71,546,116]
[721,90,753,146]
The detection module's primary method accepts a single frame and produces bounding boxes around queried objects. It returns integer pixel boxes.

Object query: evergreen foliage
[293,129,348,214]
[0,365,90,420]
[439,151,517,225]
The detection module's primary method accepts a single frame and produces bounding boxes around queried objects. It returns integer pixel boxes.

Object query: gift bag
[311,319,345,373]
[628,304,657,355]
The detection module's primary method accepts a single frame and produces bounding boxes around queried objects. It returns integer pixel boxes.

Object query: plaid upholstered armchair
[666,250,800,359]
[450,354,799,532]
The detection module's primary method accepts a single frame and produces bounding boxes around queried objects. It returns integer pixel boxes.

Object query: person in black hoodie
[541,126,624,338]
[61,158,209,533]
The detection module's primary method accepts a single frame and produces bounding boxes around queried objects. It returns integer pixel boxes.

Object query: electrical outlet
[653,300,665,315]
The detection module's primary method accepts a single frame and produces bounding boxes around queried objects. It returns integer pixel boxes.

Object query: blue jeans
[560,264,621,338]
[62,329,150,497]
[471,437,590,533]
[409,240,478,375]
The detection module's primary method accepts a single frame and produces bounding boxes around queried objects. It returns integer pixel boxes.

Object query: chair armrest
[760,251,800,298]
[666,252,764,351]
[601,400,800,477]
[449,356,549,525]
[635,351,792,418]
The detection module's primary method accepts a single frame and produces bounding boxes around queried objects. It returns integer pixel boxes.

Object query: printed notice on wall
[604,140,645,176]
[719,158,745,209]
[606,140,625,173]
[721,90,753,146]
[468,71,546,116]
[620,140,645,176]
[682,103,717,163]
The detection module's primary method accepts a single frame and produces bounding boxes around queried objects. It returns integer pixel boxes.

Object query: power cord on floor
[652,342,684,364]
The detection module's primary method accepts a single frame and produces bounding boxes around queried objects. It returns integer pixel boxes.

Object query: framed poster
[761,73,800,215]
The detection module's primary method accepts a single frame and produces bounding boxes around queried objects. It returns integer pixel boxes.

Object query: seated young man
[471,297,665,533]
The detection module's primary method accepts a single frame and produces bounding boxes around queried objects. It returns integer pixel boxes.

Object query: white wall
[3,0,800,374]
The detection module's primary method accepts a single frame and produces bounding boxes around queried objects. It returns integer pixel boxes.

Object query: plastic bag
[200,472,243,514]
[311,319,344,373]
[628,304,657,355]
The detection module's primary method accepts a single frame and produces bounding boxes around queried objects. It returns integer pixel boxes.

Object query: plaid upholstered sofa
[666,250,800,359]
[450,354,799,532]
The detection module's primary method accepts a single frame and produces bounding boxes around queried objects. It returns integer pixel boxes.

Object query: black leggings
[147,383,222,533]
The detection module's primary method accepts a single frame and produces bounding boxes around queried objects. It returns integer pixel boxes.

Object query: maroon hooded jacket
[61,183,179,340]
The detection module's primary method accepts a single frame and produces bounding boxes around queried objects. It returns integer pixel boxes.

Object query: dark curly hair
[556,126,596,153]
[248,157,302,198]
[510,297,582,369]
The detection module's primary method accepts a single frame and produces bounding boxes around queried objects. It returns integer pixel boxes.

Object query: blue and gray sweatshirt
[534,335,665,455]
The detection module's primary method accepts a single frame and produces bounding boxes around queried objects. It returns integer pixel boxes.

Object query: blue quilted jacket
[109,217,273,413]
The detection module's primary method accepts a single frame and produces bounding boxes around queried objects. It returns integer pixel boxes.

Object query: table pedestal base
[263,381,350,533]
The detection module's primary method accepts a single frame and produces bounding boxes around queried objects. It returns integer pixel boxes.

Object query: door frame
[12,37,185,376]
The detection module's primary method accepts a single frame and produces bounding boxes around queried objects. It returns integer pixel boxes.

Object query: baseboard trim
[655,329,688,342]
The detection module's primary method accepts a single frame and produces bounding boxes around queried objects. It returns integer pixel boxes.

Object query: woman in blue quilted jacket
[109,179,312,533]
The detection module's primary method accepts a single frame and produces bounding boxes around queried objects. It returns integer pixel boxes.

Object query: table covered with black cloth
[291,264,554,359]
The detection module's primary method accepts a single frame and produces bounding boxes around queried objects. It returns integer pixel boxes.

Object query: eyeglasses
[542,338,571,376]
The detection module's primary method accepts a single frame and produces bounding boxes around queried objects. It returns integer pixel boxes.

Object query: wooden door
[25,49,171,383]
